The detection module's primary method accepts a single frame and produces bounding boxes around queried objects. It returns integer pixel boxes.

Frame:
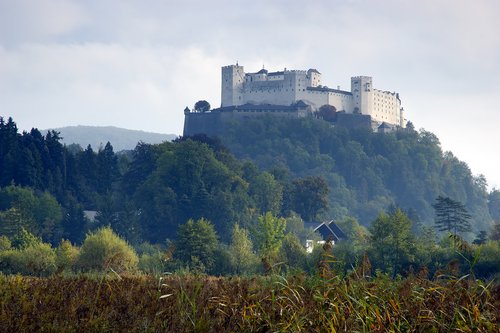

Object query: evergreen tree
[432,196,472,237]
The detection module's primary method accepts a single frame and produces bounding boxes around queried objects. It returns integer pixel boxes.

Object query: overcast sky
[1,0,499,189]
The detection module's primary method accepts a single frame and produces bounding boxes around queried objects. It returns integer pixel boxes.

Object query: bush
[77,227,138,273]
[279,233,307,271]
[11,227,40,250]
[0,235,11,251]
[0,243,56,276]
[55,240,79,272]
[18,242,57,276]
[138,252,165,275]
[0,249,20,274]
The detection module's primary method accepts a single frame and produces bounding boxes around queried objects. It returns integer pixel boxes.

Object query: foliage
[0,116,499,279]
[55,240,79,272]
[228,224,258,274]
[77,226,138,273]
[0,235,11,251]
[316,104,337,122]
[138,252,166,276]
[17,242,57,276]
[194,100,211,112]
[488,189,500,221]
[221,116,493,231]
[288,176,329,221]
[433,195,472,237]
[10,227,41,250]
[279,233,307,271]
[174,218,219,273]
[0,185,63,242]
[0,241,56,276]
[254,212,286,258]
[133,139,252,242]
[249,171,283,214]
[368,209,415,276]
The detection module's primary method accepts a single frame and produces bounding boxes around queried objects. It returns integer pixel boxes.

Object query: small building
[377,122,394,133]
[83,210,98,223]
[304,220,347,253]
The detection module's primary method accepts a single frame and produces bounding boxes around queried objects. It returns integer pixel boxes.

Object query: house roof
[305,220,347,242]
[378,122,392,129]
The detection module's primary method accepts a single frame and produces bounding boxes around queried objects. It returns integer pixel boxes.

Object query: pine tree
[432,196,472,237]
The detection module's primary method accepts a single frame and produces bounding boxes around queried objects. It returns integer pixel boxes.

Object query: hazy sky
[1,0,499,189]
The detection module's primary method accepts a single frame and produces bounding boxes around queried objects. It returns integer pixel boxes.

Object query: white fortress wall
[327,91,353,112]
[295,89,329,110]
[242,73,296,105]
[371,89,401,124]
[221,63,405,128]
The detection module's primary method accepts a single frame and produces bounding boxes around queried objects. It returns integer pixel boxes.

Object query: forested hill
[0,115,496,248]
[216,116,493,232]
[44,125,176,151]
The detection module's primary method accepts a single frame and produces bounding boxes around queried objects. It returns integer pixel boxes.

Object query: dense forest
[221,116,495,233]
[1,115,499,279]
[0,116,329,245]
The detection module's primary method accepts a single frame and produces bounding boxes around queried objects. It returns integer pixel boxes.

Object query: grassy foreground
[1,273,499,332]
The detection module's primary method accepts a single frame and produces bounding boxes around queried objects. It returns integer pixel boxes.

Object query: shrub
[18,242,57,276]
[0,235,11,251]
[0,242,56,276]
[11,227,40,250]
[55,240,79,273]
[0,249,20,274]
[77,227,138,273]
[139,252,165,275]
[279,233,307,271]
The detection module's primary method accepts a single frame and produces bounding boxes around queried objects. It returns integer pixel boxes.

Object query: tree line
[1,116,499,279]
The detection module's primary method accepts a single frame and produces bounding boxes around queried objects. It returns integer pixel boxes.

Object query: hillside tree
[432,196,472,237]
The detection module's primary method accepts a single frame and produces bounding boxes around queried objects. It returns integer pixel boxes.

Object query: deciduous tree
[369,209,415,276]
[175,218,219,272]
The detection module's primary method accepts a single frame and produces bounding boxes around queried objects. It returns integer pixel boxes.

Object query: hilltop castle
[183,63,407,136]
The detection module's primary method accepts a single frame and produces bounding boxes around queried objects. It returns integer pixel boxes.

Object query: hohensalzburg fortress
[222,63,406,127]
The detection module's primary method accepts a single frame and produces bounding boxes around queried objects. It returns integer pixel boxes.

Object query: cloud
[0,0,499,188]
[0,0,88,45]
[0,42,222,134]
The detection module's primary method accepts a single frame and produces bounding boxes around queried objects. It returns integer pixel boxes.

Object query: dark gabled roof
[268,71,284,76]
[293,100,309,108]
[378,122,392,129]
[304,220,347,242]
[308,68,321,74]
[256,68,268,74]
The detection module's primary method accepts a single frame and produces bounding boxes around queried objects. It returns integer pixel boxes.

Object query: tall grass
[0,271,498,332]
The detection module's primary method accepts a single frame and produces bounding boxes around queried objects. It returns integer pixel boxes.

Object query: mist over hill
[45,125,177,151]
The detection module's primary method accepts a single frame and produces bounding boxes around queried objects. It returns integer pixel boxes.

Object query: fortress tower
[351,76,373,116]
[221,64,245,107]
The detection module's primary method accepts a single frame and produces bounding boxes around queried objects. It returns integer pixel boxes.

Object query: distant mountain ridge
[45,125,177,151]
